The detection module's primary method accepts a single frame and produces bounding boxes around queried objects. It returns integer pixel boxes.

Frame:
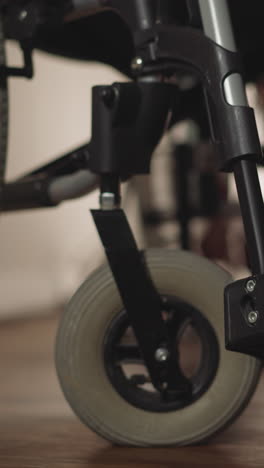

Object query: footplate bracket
[225,274,264,358]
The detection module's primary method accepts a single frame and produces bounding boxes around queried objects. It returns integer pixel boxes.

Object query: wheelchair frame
[2,0,264,401]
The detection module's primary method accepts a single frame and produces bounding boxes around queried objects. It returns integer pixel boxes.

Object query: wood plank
[0,315,263,467]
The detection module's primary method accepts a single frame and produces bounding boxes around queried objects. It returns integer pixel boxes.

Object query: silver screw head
[246,279,256,293]
[131,56,143,72]
[19,10,28,21]
[247,310,259,325]
[155,347,169,362]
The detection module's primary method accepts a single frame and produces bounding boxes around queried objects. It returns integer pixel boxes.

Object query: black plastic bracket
[88,81,177,176]
[225,274,264,358]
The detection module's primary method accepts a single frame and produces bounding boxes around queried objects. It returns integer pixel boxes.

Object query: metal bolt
[19,10,28,21]
[100,192,116,210]
[131,56,144,72]
[155,347,169,362]
[247,310,259,325]
[246,279,256,293]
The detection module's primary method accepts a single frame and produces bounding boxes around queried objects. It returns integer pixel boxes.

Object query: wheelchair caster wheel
[55,249,261,446]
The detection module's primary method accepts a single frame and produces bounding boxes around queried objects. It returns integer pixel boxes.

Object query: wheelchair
[2,0,264,447]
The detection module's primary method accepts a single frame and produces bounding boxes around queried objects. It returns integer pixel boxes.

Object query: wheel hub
[103,295,219,412]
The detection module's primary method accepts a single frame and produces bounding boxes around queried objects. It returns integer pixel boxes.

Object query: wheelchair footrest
[225,274,264,359]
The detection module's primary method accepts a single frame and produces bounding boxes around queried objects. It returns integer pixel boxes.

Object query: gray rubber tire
[55,249,261,446]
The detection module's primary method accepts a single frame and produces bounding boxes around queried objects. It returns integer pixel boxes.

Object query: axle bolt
[246,279,256,293]
[155,347,169,362]
[131,56,144,72]
[247,310,259,325]
[19,10,28,21]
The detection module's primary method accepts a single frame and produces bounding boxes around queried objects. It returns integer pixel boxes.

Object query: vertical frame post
[199,0,264,274]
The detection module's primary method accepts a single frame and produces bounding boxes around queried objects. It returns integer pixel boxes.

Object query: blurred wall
[0,42,129,318]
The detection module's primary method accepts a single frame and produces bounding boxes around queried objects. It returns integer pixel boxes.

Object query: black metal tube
[20,144,90,179]
[2,169,98,211]
[234,159,264,275]
[1,179,55,211]
[133,0,156,30]
[174,144,192,250]
[0,145,95,211]
[101,0,158,32]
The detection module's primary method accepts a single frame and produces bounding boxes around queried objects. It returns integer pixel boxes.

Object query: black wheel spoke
[129,374,151,386]
[115,344,142,363]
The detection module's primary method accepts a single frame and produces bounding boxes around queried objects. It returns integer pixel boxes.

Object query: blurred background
[0,42,142,319]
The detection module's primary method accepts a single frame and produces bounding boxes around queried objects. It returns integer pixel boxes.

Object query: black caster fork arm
[92,206,192,398]
[88,80,192,399]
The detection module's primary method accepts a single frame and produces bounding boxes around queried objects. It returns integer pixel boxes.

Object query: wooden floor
[1,314,264,468]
